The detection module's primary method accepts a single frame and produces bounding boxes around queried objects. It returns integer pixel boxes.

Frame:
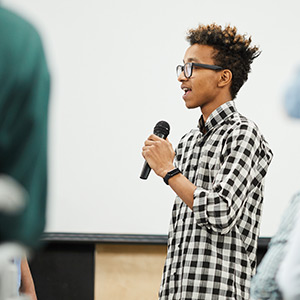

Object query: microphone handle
[140,132,166,180]
[140,161,151,180]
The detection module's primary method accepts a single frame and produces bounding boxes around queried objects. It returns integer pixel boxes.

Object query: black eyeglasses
[176,62,223,78]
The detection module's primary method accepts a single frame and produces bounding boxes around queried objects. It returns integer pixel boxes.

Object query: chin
[185,102,198,109]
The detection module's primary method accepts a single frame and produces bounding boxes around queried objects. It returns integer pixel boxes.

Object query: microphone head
[153,121,170,138]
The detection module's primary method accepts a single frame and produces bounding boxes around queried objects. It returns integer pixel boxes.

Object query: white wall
[3,0,300,237]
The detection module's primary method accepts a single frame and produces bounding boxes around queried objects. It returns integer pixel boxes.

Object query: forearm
[167,172,196,210]
[168,171,249,234]
[165,167,251,234]
[142,133,252,230]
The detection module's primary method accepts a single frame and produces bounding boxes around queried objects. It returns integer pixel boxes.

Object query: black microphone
[140,121,170,180]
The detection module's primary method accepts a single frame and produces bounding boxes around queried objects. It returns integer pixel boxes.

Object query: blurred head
[284,67,300,119]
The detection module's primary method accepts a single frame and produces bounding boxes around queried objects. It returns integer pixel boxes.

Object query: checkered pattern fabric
[159,101,273,300]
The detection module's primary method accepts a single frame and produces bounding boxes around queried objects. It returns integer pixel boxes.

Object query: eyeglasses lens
[184,63,192,78]
[176,63,193,78]
[176,65,183,77]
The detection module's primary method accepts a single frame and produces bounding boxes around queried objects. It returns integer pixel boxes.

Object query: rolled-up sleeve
[192,123,272,234]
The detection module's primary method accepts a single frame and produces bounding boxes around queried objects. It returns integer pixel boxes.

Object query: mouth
[182,87,192,97]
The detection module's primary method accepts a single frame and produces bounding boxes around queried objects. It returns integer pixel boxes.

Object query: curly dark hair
[186,24,260,99]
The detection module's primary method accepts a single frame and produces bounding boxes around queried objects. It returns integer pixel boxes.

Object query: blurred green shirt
[0,7,50,248]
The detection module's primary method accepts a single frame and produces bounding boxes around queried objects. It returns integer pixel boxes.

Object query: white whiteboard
[3,0,300,237]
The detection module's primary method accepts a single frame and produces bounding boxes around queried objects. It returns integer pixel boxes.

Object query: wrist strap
[163,168,181,185]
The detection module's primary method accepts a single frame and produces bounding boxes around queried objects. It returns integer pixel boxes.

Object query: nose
[177,70,187,82]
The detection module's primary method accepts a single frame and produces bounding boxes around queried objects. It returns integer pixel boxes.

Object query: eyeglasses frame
[176,62,224,78]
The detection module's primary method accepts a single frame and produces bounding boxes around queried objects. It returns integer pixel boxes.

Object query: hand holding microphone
[140,121,175,180]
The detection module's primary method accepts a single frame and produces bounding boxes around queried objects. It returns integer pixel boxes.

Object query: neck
[201,97,232,123]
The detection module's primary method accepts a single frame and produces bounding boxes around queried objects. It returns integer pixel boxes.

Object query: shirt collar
[198,100,237,133]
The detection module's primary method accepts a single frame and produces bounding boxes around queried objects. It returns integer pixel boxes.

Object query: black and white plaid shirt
[159,101,273,300]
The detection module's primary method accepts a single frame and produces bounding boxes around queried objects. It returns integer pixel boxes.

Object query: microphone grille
[153,121,170,137]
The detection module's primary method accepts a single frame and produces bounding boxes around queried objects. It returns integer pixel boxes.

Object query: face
[178,44,222,111]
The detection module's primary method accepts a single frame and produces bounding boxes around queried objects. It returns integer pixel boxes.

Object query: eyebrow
[183,57,201,64]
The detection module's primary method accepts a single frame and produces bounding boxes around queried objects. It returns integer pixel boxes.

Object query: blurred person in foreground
[276,214,300,300]
[142,24,273,300]
[0,5,50,299]
[276,68,300,300]
[250,68,300,300]
[250,193,300,300]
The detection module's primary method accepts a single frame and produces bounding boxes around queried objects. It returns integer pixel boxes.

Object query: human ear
[218,69,232,88]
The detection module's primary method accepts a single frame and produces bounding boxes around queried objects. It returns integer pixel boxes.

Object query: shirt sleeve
[192,123,272,235]
[276,211,300,300]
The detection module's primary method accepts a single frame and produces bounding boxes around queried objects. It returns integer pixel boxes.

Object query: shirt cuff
[193,187,209,226]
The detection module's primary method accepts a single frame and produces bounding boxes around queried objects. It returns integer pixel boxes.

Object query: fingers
[147,134,161,141]
[144,134,171,145]
[142,136,161,159]
[141,133,175,178]
[144,134,161,146]
[142,135,173,154]
[144,139,154,146]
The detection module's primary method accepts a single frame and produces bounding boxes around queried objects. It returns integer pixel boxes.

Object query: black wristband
[163,168,181,185]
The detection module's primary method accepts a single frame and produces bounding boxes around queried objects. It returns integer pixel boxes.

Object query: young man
[142,24,273,299]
